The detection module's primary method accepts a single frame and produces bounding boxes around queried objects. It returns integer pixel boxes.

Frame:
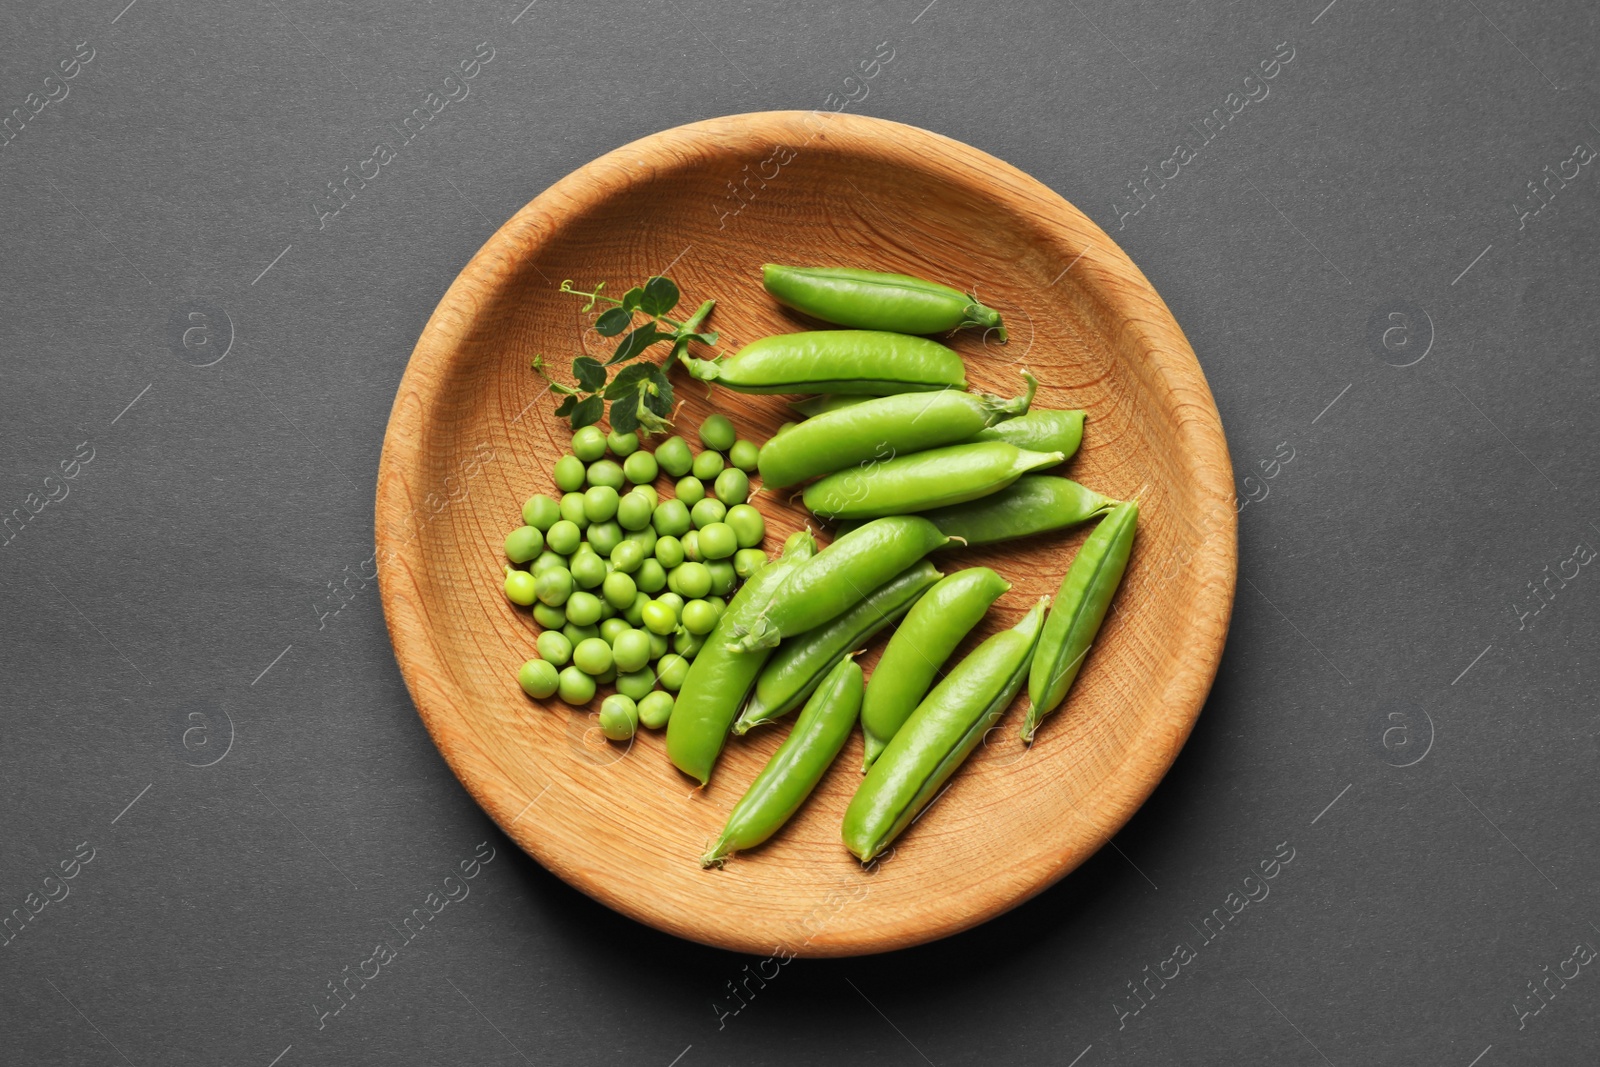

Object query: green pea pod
[681,331,967,395]
[701,657,863,868]
[967,409,1085,460]
[731,516,949,652]
[913,476,1119,547]
[842,597,1048,862]
[735,560,942,734]
[1023,501,1138,743]
[759,372,1037,489]
[803,441,1064,521]
[761,264,1007,340]
[860,567,1010,769]
[667,530,817,784]
[788,394,869,418]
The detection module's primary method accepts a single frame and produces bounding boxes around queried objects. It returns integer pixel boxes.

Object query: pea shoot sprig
[534,276,718,436]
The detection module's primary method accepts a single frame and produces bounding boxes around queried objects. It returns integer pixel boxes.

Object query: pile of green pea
[505,414,767,741]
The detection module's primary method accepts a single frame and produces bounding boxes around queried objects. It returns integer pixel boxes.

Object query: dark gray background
[3,0,1596,1063]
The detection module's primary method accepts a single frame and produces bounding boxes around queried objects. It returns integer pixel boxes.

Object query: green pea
[706,559,737,596]
[536,630,572,666]
[725,504,765,549]
[608,429,640,458]
[656,653,690,691]
[690,497,726,530]
[557,665,596,706]
[675,476,706,507]
[672,561,712,599]
[571,425,607,462]
[504,525,544,563]
[708,595,728,615]
[553,454,586,492]
[713,468,749,506]
[583,485,619,523]
[623,450,658,485]
[635,558,667,593]
[674,629,705,659]
[600,617,630,644]
[733,549,768,583]
[595,664,617,684]
[521,494,561,531]
[632,483,660,509]
[698,522,737,560]
[682,599,718,635]
[610,539,644,574]
[699,413,737,452]
[503,567,537,606]
[681,529,702,562]
[562,622,599,647]
[611,628,652,673]
[533,602,567,629]
[655,435,693,477]
[624,525,657,556]
[602,571,637,610]
[587,459,625,490]
[638,691,675,730]
[598,598,617,621]
[657,592,685,615]
[569,551,607,589]
[652,499,691,537]
[624,590,650,626]
[654,535,685,569]
[642,599,678,635]
[692,449,725,481]
[559,492,588,526]
[517,658,560,700]
[599,694,638,740]
[729,439,760,472]
[617,490,654,531]
[531,551,565,575]
[533,567,571,607]
[572,637,613,676]
[546,519,581,556]
[564,590,603,627]
[587,521,624,556]
[615,669,656,702]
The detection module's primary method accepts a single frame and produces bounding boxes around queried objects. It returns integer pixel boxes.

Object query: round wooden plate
[376,111,1236,957]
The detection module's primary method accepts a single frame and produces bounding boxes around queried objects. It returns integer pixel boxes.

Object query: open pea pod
[842,597,1048,863]
[1023,500,1138,742]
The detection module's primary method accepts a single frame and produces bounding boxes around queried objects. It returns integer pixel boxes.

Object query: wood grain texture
[375,111,1237,957]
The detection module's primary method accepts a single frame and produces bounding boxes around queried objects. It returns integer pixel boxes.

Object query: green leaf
[603,362,655,399]
[607,323,673,365]
[572,356,607,392]
[639,276,680,318]
[554,394,577,417]
[610,398,640,433]
[571,394,603,428]
[619,287,646,313]
[594,307,633,337]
